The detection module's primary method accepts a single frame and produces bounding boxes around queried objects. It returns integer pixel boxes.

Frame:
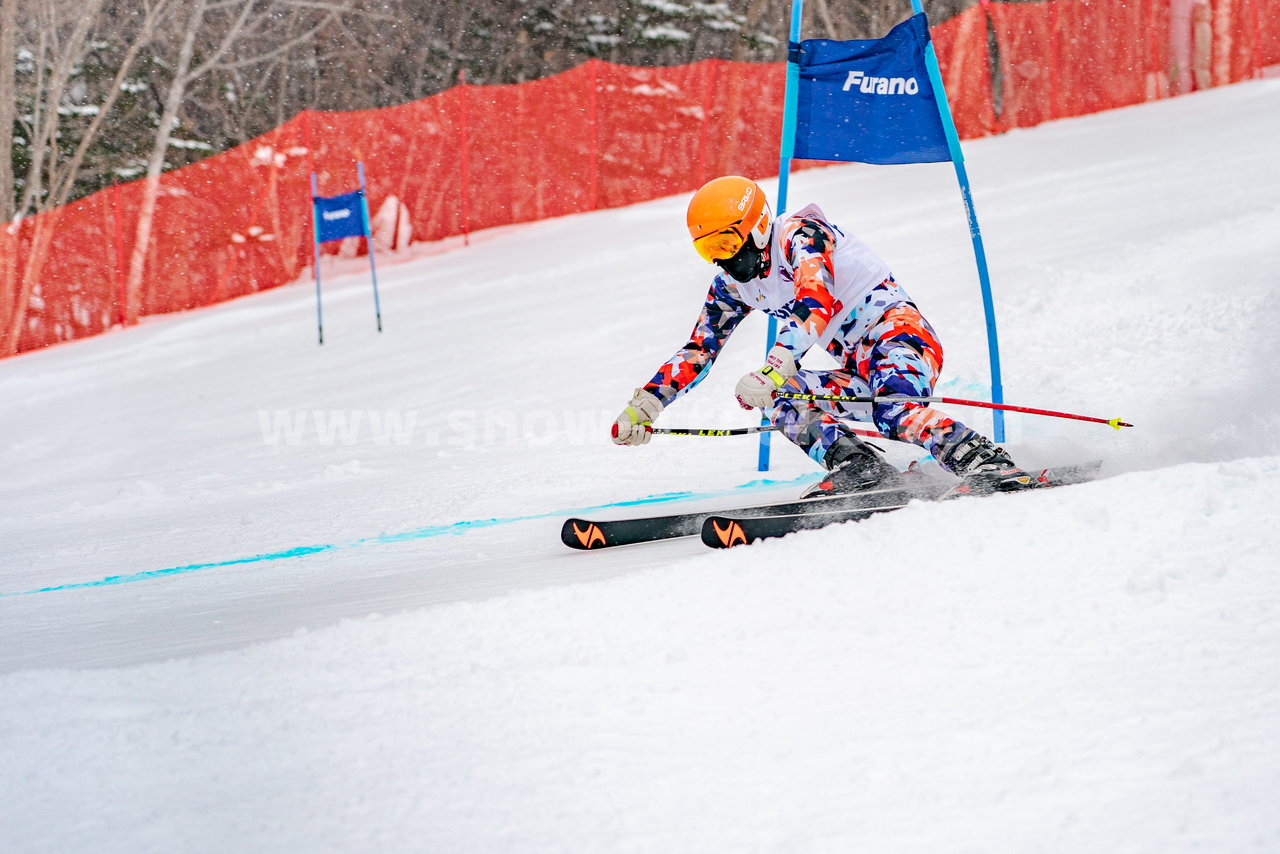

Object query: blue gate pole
[309,172,325,345]
[760,0,807,472]
[357,161,384,333]
[911,0,1005,441]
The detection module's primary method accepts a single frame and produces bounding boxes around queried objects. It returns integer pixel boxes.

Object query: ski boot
[801,435,904,499]
[941,433,1047,496]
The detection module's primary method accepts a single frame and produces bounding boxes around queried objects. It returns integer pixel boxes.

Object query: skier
[610,175,1044,496]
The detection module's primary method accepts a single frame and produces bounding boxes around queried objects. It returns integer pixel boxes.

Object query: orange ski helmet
[687,176,772,267]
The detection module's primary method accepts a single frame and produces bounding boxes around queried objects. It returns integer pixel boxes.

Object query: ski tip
[561,519,609,550]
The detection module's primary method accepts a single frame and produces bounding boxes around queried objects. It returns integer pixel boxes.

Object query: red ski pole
[775,392,1133,430]
[653,425,883,439]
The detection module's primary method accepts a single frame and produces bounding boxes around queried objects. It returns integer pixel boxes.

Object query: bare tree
[121,0,352,325]
[1,0,175,356]
[735,0,776,61]
[11,0,106,218]
[46,2,174,212]
[2,0,173,220]
[0,0,16,223]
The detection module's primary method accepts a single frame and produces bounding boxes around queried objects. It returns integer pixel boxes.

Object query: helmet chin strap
[756,238,773,278]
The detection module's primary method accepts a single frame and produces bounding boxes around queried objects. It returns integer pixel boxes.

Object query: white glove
[735,345,797,410]
[611,388,664,446]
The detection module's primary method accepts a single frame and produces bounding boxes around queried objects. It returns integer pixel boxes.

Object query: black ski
[701,500,910,548]
[560,486,912,550]
[700,461,1104,548]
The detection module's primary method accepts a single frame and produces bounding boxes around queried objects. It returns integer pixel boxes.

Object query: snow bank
[3,458,1278,852]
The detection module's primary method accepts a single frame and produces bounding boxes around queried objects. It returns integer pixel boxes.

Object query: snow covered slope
[2,79,1279,852]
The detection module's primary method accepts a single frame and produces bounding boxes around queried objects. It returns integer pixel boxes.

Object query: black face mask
[716,238,769,283]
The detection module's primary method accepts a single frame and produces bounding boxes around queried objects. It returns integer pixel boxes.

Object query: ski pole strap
[774,392,1133,429]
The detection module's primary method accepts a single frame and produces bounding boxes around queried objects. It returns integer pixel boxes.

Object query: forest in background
[0,0,973,221]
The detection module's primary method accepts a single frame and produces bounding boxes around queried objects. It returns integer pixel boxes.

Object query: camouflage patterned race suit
[642,205,982,468]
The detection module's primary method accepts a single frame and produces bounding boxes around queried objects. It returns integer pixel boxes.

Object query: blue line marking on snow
[1,475,815,597]
[13,546,336,596]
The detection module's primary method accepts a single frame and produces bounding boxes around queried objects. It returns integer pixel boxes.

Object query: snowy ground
[2,78,1279,852]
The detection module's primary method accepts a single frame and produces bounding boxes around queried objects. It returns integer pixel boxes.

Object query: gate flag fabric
[313,191,368,243]
[793,13,950,164]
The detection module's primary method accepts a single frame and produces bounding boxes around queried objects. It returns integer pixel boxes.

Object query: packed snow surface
[3,79,1279,852]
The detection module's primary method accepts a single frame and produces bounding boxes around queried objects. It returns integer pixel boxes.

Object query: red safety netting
[985,0,1279,130]
[989,0,1167,126]
[2,0,1275,358]
[933,5,1000,137]
[1261,0,1280,65]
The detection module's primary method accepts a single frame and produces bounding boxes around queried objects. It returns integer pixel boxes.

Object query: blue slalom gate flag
[313,191,368,244]
[793,13,949,165]
[761,2,1005,472]
[310,163,383,344]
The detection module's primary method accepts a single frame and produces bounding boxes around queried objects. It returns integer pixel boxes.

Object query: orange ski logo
[711,520,747,547]
[572,523,606,549]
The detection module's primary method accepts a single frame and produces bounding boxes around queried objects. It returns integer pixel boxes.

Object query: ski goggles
[692,223,751,264]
